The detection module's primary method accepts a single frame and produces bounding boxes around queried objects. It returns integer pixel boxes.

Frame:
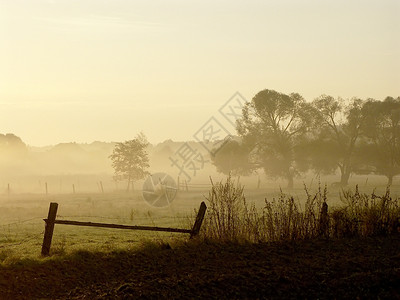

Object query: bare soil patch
[1,236,400,299]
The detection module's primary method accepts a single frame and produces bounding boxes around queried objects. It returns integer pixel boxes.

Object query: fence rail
[41,201,207,256]
[51,220,192,234]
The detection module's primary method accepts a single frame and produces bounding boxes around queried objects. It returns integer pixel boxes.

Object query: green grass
[0,175,399,264]
[0,191,197,263]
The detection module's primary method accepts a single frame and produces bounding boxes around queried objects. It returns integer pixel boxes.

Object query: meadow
[0,174,399,263]
[0,175,399,298]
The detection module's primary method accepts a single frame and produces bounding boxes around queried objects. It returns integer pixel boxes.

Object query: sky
[1,0,399,146]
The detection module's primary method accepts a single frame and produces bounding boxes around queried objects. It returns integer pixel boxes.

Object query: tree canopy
[211,89,400,187]
[109,133,150,191]
[309,96,366,185]
[359,97,400,184]
[236,89,314,188]
[211,139,254,176]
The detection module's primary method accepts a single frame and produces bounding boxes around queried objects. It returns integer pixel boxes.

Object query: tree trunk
[126,176,131,192]
[287,175,294,189]
[287,170,294,189]
[388,174,393,186]
[340,171,350,186]
[339,161,351,186]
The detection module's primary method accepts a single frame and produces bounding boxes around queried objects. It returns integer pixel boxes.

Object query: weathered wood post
[41,202,58,256]
[45,182,48,195]
[319,202,329,238]
[7,183,10,197]
[190,201,207,238]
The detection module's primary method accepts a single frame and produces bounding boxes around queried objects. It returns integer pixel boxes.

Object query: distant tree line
[212,89,400,188]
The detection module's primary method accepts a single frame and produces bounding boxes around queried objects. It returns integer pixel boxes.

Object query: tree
[110,133,150,191]
[360,97,400,185]
[237,89,315,188]
[311,95,366,186]
[0,133,29,173]
[211,139,255,176]
[0,133,27,155]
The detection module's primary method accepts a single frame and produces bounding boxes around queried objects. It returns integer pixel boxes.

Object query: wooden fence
[41,201,207,256]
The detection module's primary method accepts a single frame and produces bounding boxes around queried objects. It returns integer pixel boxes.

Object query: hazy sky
[1,0,399,146]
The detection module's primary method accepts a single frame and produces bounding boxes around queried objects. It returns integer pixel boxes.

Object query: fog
[1,2,400,298]
[0,134,238,194]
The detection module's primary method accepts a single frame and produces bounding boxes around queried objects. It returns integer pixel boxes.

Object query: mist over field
[0,135,221,193]
[1,0,400,299]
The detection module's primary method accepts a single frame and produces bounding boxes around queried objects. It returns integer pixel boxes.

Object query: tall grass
[261,184,328,241]
[203,176,400,242]
[331,186,400,237]
[203,175,246,241]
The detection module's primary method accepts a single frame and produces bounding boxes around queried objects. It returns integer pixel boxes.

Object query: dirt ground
[0,235,400,299]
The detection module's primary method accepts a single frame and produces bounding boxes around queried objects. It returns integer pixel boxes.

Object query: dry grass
[331,186,400,237]
[203,176,400,242]
[202,175,246,241]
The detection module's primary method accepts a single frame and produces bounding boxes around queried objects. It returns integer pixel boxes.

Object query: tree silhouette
[311,95,366,186]
[110,133,150,191]
[237,89,314,188]
[211,139,254,176]
[360,97,400,185]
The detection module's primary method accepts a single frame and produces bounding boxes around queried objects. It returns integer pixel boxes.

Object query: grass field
[0,175,400,298]
[0,174,399,263]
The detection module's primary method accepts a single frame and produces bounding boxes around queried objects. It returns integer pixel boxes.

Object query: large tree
[110,133,150,191]
[211,139,255,176]
[311,95,366,186]
[237,89,314,188]
[360,97,400,185]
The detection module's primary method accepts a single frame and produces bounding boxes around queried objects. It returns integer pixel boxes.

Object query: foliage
[359,97,400,184]
[109,133,150,190]
[0,133,28,159]
[211,139,254,176]
[310,95,366,185]
[235,90,400,186]
[237,89,315,188]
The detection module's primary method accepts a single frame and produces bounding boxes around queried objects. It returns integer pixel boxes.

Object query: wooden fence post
[41,202,58,256]
[45,182,48,195]
[190,201,207,238]
[100,181,104,194]
[319,202,329,238]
